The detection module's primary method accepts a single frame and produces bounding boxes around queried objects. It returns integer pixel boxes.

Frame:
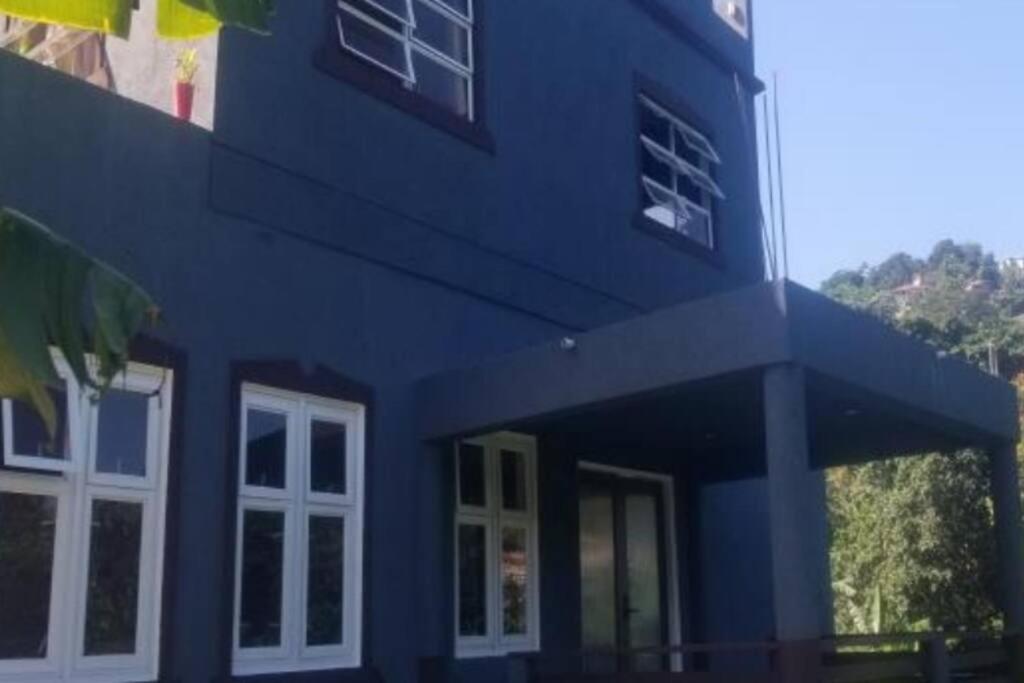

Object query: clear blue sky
[754,0,1024,288]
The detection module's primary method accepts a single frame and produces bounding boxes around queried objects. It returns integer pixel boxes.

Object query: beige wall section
[105,0,218,129]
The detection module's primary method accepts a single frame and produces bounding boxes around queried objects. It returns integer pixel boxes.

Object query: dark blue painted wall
[0,2,771,681]
[214,0,764,318]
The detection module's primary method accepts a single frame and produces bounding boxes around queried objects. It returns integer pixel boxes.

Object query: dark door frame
[578,465,676,670]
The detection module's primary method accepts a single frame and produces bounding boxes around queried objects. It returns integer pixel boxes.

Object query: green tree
[0,3,274,428]
[823,241,1024,634]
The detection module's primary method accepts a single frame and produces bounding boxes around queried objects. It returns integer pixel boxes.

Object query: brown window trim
[315,0,495,153]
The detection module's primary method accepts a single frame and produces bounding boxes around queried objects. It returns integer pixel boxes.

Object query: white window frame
[639,94,724,247]
[232,384,365,676]
[0,354,173,683]
[454,432,540,658]
[336,0,476,120]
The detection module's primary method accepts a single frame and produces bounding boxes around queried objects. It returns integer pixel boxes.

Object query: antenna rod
[772,72,791,279]
[761,89,779,280]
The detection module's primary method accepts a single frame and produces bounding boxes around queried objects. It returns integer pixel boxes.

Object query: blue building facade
[1,2,1022,683]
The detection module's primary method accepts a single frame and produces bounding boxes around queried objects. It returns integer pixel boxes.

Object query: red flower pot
[173,81,195,121]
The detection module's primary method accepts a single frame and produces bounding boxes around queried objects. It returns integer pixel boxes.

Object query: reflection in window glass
[84,500,143,656]
[246,409,287,489]
[502,527,528,636]
[337,7,412,79]
[310,421,347,495]
[413,0,470,66]
[306,516,345,646]
[0,492,57,660]
[579,487,616,650]
[10,387,69,462]
[457,524,486,636]
[412,51,470,119]
[458,443,485,507]
[239,510,285,648]
[96,389,149,477]
[501,450,527,511]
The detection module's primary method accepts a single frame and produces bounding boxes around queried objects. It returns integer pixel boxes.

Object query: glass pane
[0,493,57,660]
[579,486,616,650]
[642,179,682,230]
[678,210,713,248]
[681,127,720,164]
[96,388,149,477]
[239,510,285,648]
[306,516,345,646]
[639,103,671,148]
[413,0,470,66]
[502,527,528,636]
[435,0,470,18]
[9,387,69,462]
[625,493,664,671]
[673,128,703,168]
[676,171,705,206]
[310,420,347,495]
[84,500,143,656]
[501,450,527,511]
[245,409,287,489]
[458,443,485,507]
[641,147,673,189]
[457,524,486,636]
[412,51,470,118]
[338,8,412,79]
[354,0,411,23]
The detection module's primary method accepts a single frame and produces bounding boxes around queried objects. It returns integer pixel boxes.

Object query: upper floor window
[455,433,539,658]
[638,94,725,250]
[0,353,174,683]
[335,0,475,120]
[232,384,366,675]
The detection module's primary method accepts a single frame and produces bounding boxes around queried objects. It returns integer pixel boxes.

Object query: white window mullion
[289,402,308,662]
[455,434,538,659]
[0,361,170,683]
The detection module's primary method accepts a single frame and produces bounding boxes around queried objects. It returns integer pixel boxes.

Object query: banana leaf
[0,0,131,37]
[0,0,273,39]
[0,208,159,435]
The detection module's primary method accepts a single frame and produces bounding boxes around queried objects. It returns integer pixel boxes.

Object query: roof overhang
[415,280,1019,467]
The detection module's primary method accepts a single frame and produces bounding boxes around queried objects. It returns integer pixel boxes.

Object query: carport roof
[415,280,1019,460]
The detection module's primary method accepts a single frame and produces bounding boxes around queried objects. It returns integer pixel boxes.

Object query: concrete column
[989,441,1024,634]
[988,441,1024,679]
[763,365,828,680]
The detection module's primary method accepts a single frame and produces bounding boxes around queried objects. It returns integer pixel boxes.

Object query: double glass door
[578,471,669,672]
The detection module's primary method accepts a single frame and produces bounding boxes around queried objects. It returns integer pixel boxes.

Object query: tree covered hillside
[821,241,1024,634]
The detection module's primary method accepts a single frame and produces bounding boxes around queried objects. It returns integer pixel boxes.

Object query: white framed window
[335,0,476,120]
[638,94,725,249]
[454,432,539,658]
[0,353,173,683]
[232,384,365,676]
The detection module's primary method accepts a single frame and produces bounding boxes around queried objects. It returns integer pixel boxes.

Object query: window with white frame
[0,353,173,683]
[335,0,475,119]
[639,94,725,249]
[455,433,539,657]
[232,384,365,675]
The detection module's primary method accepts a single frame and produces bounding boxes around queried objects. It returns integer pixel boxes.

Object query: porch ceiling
[415,280,1019,471]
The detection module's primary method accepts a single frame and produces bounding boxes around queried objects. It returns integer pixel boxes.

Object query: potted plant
[173,48,198,121]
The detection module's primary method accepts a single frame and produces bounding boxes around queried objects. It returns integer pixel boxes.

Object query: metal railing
[507,632,1018,683]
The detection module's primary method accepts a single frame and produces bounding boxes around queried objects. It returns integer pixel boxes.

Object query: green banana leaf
[0,208,158,435]
[0,0,131,37]
[0,0,273,39]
